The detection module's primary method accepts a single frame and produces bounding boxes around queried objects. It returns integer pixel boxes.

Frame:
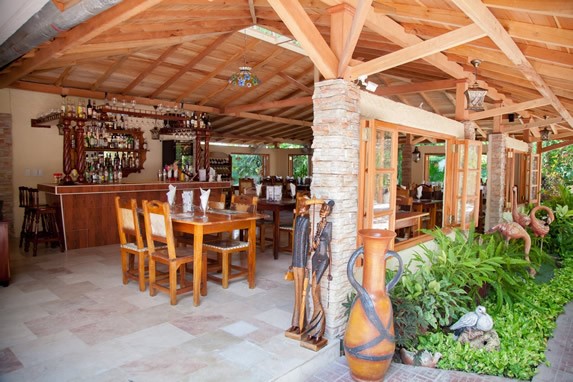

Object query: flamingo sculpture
[487,221,535,277]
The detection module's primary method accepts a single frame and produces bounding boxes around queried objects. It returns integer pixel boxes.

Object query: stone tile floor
[1,238,570,381]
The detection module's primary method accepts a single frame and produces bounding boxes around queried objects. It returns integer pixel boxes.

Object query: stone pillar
[463,121,477,140]
[485,133,506,231]
[0,114,13,233]
[311,79,360,339]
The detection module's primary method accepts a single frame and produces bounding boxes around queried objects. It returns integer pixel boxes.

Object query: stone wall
[0,114,13,230]
[311,79,360,339]
[485,133,506,231]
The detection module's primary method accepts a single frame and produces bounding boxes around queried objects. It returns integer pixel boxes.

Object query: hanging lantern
[540,128,551,141]
[412,146,421,162]
[464,59,488,111]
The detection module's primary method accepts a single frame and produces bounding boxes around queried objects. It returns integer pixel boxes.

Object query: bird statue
[450,306,493,339]
[512,186,531,229]
[400,348,442,368]
[487,221,535,276]
[529,205,555,238]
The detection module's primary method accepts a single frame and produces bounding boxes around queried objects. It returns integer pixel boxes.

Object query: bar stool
[23,188,65,256]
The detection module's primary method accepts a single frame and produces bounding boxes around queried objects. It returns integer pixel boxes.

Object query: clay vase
[343,229,403,382]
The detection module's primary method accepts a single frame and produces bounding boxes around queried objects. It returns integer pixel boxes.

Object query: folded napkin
[289,183,296,198]
[182,191,193,212]
[200,188,210,213]
[167,184,176,205]
[256,184,262,197]
[416,185,423,199]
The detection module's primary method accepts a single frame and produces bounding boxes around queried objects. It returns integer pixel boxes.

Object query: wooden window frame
[287,154,312,178]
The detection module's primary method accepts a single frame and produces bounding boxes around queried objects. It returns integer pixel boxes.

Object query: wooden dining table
[395,211,429,237]
[257,198,297,259]
[170,208,262,306]
[412,199,443,229]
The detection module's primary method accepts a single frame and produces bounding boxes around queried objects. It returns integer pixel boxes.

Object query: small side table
[0,221,10,286]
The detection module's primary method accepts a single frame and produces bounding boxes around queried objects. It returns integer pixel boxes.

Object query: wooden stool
[23,188,65,256]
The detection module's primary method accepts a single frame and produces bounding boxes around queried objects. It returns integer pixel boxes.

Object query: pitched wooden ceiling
[1,0,572,147]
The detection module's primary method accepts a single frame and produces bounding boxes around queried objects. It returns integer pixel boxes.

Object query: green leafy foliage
[417,258,573,380]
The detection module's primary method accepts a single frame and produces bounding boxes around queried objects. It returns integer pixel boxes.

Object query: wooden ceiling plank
[469,98,550,121]
[337,0,373,77]
[501,117,563,133]
[91,56,129,91]
[375,78,463,96]
[55,66,73,87]
[419,92,441,114]
[149,33,232,98]
[122,44,181,94]
[225,96,313,114]
[350,23,486,79]
[268,0,338,78]
[277,72,314,94]
[451,0,573,129]
[483,0,573,16]
[236,111,313,127]
[0,0,165,88]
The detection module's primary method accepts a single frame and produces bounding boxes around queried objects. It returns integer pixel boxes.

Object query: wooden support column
[312,79,360,339]
[402,136,413,186]
[328,3,355,59]
[455,81,469,122]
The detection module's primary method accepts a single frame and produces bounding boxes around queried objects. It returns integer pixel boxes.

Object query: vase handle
[385,250,403,292]
[347,246,364,293]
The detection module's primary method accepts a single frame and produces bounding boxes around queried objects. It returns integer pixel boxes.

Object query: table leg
[272,208,280,260]
[248,220,256,288]
[193,225,205,306]
[428,205,436,229]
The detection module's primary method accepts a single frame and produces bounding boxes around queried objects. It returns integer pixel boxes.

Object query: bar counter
[38,181,231,250]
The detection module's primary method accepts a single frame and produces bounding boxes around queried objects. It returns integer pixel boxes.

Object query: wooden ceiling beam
[268,0,338,79]
[337,0,373,77]
[375,79,465,96]
[483,0,573,17]
[277,72,314,94]
[451,0,573,129]
[540,140,573,153]
[224,96,313,114]
[149,33,232,98]
[501,117,563,134]
[122,44,181,94]
[234,111,313,127]
[469,98,550,121]
[0,0,165,88]
[350,24,486,79]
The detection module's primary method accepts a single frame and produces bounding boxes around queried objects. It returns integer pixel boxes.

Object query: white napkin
[256,184,262,197]
[416,185,423,199]
[289,183,296,198]
[182,191,193,212]
[167,184,176,205]
[200,188,210,213]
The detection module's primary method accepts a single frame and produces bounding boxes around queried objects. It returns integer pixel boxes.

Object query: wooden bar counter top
[38,181,231,250]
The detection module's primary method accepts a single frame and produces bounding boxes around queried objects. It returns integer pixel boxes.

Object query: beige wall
[3,88,304,236]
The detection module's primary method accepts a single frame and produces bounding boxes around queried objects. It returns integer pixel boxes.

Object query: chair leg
[149,258,157,297]
[121,250,129,285]
[169,262,177,305]
[138,252,146,292]
[222,253,230,289]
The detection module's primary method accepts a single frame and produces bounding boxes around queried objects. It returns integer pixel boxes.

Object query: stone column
[485,133,506,231]
[311,79,360,338]
[0,114,13,233]
[463,121,477,140]
[401,141,413,186]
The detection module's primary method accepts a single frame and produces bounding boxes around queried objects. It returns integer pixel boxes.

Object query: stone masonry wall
[311,79,360,339]
[0,114,13,231]
[485,133,506,231]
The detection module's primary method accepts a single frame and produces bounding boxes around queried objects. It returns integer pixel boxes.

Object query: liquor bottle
[135,152,140,168]
[87,99,93,118]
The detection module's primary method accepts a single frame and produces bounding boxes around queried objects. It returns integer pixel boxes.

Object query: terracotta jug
[343,229,403,382]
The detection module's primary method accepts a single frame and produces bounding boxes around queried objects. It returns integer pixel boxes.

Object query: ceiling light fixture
[228,32,260,88]
[465,59,488,111]
[357,75,378,92]
[540,128,551,141]
[412,146,421,163]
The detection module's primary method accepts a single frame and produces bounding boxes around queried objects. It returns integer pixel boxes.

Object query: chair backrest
[142,200,177,259]
[239,178,255,195]
[230,194,258,213]
[396,194,413,212]
[208,192,226,210]
[114,196,145,249]
[18,186,29,208]
[27,188,40,208]
[396,187,410,198]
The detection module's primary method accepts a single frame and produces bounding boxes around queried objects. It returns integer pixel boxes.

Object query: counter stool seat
[23,194,65,257]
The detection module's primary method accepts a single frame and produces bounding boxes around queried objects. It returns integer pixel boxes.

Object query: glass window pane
[467,144,478,169]
[458,144,465,169]
[373,215,390,230]
[374,173,392,212]
[376,130,393,169]
[458,173,464,197]
[456,199,462,224]
[467,172,478,197]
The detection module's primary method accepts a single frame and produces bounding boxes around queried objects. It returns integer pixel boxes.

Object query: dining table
[257,198,297,259]
[170,207,262,306]
[395,211,429,237]
[412,199,443,229]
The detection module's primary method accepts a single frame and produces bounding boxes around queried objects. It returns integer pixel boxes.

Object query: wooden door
[451,140,482,229]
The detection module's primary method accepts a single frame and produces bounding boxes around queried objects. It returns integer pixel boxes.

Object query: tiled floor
[1,238,571,381]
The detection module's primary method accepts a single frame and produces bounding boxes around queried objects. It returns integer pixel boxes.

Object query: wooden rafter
[122,44,181,94]
[337,0,373,77]
[501,117,563,134]
[277,73,314,94]
[248,0,257,24]
[0,0,165,88]
[349,23,486,79]
[224,97,313,114]
[468,98,551,121]
[92,56,128,91]
[483,0,573,16]
[451,0,573,130]
[541,140,573,153]
[268,0,338,79]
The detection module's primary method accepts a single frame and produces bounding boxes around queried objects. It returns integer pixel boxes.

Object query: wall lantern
[412,146,421,162]
[465,59,488,111]
[540,127,551,141]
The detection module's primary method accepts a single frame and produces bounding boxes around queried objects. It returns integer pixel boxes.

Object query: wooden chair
[203,194,258,288]
[279,191,310,252]
[114,196,152,291]
[396,194,413,212]
[22,188,64,256]
[239,178,256,195]
[142,199,206,305]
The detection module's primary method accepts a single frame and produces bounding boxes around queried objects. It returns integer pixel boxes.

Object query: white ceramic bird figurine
[450,306,493,339]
